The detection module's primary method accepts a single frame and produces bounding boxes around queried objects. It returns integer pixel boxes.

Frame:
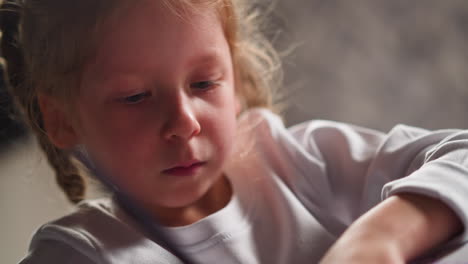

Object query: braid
[36,133,86,204]
[0,0,86,204]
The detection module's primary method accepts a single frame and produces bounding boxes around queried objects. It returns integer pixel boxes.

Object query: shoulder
[33,198,120,242]
[239,108,385,154]
[19,238,96,264]
[247,108,450,156]
[27,198,119,262]
[25,198,182,264]
[239,107,383,141]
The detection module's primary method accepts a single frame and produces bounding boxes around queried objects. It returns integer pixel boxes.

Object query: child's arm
[278,114,468,261]
[320,193,463,263]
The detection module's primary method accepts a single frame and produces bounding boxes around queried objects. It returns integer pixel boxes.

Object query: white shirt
[19,108,468,263]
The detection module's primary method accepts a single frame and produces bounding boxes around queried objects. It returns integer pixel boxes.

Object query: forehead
[83,0,229,84]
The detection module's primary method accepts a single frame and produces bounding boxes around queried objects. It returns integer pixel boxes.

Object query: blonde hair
[0,0,282,204]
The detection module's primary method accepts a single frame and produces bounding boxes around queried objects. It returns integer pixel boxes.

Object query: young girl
[2,0,467,263]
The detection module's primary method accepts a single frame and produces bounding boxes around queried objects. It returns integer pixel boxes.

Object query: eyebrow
[186,52,225,67]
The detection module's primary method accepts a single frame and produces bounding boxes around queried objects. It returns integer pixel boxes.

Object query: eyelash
[190,80,218,91]
[121,91,151,104]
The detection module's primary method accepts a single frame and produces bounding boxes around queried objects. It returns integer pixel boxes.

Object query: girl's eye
[120,91,151,104]
[190,81,217,90]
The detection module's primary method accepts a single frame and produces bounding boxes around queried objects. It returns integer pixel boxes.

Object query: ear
[38,94,79,149]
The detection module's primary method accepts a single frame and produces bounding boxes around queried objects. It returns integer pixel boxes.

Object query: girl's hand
[320,193,463,264]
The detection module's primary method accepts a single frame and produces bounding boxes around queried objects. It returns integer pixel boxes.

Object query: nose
[162,94,201,141]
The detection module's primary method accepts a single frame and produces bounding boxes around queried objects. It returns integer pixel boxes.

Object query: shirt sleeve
[284,117,468,243]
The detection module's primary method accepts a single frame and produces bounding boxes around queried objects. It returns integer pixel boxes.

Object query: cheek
[208,106,238,159]
[76,108,161,177]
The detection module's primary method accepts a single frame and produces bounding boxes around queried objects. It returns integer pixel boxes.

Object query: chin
[160,186,209,209]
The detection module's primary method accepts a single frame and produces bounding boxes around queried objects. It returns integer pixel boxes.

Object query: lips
[162,160,206,176]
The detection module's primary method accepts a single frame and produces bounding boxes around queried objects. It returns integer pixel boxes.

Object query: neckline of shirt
[158,164,257,252]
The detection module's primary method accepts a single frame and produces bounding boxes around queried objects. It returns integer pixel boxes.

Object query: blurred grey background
[2,0,468,263]
[278,0,468,130]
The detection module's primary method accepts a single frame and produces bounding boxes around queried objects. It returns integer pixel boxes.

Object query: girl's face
[75,1,238,219]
